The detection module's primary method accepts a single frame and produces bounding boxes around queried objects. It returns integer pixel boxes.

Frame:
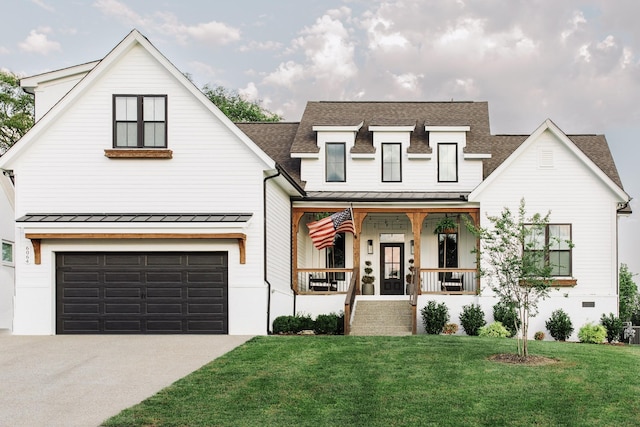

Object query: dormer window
[382,143,401,182]
[114,95,167,148]
[438,143,458,182]
[326,142,346,182]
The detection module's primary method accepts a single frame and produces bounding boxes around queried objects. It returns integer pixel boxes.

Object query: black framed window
[382,143,401,182]
[438,143,458,182]
[327,233,346,281]
[114,95,167,148]
[438,233,458,269]
[326,142,346,182]
[525,224,572,276]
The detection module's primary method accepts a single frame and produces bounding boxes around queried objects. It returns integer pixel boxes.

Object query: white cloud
[597,35,616,51]
[0,46,9,55]
[239,40,283,52]
[94,0,240,46]
[239,82,259,102]
[263,61,305,88]
[31,0,54,12]
[363,16,409,50]
[18,28,61,55]
[561,10,587,41]
[392,72,423,91]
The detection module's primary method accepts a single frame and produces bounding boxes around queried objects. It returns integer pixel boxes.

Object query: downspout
[264,168,281,335]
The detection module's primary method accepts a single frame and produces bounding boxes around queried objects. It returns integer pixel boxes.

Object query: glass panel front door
[380,243,404,295]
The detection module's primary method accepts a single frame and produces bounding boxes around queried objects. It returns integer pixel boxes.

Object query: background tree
[619,263,639,323]
[0,70,34,154]
[201,84,280,122]
[469,198,570,358]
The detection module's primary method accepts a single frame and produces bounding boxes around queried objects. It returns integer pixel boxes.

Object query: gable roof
[0,30,276,171]
[291,101,492,155]
[471,119,629,202]
[236,122,304,189]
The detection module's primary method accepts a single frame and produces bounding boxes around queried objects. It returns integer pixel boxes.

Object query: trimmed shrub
[421,300,449,334]
[479,321,510,338]
[545,309,574,341]
[600,313,623,343]
[578,323,607,344]
[459,304,486,336]
[493,302,520,337]
[314,312,344,335]
[272,314,314,334]
[534,331,545,341]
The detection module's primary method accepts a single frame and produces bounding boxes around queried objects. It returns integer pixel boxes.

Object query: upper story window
[326,142,346,182]
[438,143,458,182]
[525,224,572,276]
[382,143,401,182]
[2,241,13,266]
[114,95,167,148]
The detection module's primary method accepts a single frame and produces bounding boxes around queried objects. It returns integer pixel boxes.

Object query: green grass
[103,336,640,427]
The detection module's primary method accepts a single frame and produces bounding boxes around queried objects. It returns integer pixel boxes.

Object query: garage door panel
[105,304,141,314]
[146,272,182,283]
[57,252,228,334]
[105,254,143,266]
[146,254,183,266]
[62,320,100,333]
[63,303,100,314]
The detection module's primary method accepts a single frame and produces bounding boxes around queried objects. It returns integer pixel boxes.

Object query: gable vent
[538,148,554,169]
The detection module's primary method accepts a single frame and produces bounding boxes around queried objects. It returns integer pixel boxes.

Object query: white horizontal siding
[14,44,267,217]
[301,129,483,192]
[475,129,619,297]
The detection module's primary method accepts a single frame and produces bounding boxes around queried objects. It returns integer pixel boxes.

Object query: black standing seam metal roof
[16,213,253,223]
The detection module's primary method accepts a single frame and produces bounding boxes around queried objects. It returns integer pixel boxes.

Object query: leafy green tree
[0,70,34,154]
[619,263,638,323]
[468,198,570,357]
[201,84,280,122]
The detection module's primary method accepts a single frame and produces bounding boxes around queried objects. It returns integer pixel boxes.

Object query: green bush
[578,323,607,344]
[545,309,574,341]
[493,302,520,337]
[421,300,449,334]
[272,314,314,334]
[459,304,486,336]
[478,321,510,338]
[600,313,623,343]
[314,312,344,335]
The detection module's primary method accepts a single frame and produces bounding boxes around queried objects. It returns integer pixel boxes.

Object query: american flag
[307,208,355,250]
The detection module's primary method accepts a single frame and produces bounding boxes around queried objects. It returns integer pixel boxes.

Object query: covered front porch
[292,206,480,297]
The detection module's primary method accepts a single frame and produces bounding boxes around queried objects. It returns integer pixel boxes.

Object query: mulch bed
[489,353,559,365]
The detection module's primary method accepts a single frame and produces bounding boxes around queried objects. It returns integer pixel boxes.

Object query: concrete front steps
[349,300,413,336]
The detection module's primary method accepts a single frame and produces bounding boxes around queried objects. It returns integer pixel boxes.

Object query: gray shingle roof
[236,122,303,188]
[236,102,625,195]
[17,213,253,223]
[291,101,492,155]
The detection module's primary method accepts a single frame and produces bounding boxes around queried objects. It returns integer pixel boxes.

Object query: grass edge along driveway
[103,335,640,427]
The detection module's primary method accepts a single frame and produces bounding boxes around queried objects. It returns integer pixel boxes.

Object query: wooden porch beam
[24,233,247,265]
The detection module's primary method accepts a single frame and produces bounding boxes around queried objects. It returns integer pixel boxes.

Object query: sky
[1,0,638,275]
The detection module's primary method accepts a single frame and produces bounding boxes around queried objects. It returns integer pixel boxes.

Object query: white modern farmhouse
[0,30,631,338]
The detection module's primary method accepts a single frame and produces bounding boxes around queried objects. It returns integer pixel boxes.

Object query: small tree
[201,84,281,122]
[421,300,449,334]
[468,199,571,357]
[600,313,623,343]
[619,264,639,323]
[545,309,574,341]
[1,70,34,153]
[459,304,486,336]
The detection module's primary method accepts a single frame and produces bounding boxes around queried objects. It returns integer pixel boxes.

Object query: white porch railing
[419,268,478,294]
[297,268,353,293]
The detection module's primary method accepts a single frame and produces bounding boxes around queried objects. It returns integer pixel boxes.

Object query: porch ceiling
[297,191,470,202]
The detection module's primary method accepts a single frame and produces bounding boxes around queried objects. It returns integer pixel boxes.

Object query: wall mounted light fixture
[410,239,414,254]
[367,239,373,254]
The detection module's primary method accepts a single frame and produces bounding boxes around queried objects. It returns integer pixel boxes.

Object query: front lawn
[103,336,640,426]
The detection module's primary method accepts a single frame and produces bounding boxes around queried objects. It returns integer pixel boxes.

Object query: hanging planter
[433,216,458,234]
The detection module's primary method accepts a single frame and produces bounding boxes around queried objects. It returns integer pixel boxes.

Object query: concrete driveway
[0,335,253,427]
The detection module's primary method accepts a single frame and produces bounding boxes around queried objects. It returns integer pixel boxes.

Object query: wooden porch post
[292,209,306,294]
[410,212,428,295]
[468,210,481,295]
[353,209,367,294]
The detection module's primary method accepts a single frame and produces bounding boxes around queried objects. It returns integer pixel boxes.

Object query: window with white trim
[114,95,167,148]
[1,241,13,265]
[382,143,401,182]
[326,142,346,182]
[438,143,458,182]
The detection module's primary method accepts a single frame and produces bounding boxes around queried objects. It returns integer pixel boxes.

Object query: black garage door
[56,252,228,334]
